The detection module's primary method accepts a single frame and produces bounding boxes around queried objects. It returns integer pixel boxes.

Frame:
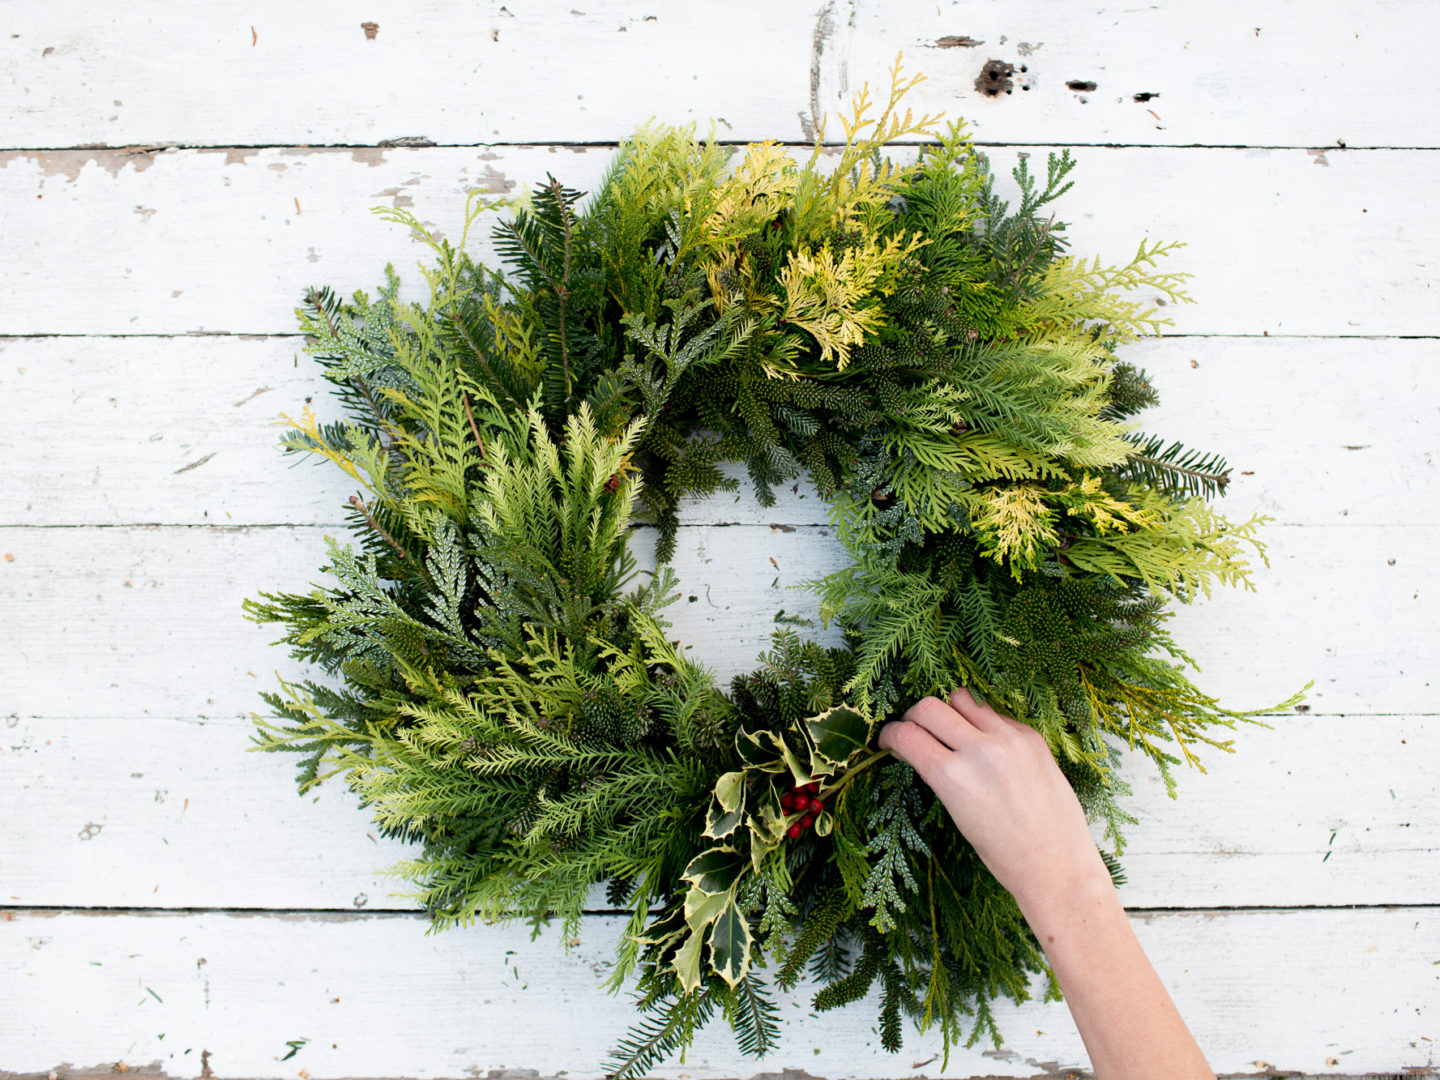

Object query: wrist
[1014,857,1122,944]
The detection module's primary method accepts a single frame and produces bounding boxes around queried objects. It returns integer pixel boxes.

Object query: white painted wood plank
[1,908,1435,1078]
[1,1,820,149]
[828,0,1440,150]
[0,334,826,528]
[4,1,1438,149]
[0,522,1427,719]
[3,711,1435,910]
[1112,712,1439,906]
[1119,335,1440,532]
[3,7,1433,1077]
[0,523,846,720]
[1,714,415,913]
[1,143,1433,336]
[0,143,581,337]
[3,334,1434,529]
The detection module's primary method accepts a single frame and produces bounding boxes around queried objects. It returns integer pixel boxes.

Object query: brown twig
[349,495,412,563]
[461,391,486,460]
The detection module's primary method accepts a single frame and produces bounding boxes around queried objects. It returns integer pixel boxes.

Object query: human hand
[878,687,1111,922]
[882,688,1215,1080]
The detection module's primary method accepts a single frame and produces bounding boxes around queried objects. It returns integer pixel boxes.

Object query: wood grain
[3,710,1435,911]
[4,335,1436,529]
[2,143,1433,336]
[4,1,1435,148]
[2,908,1437,1079]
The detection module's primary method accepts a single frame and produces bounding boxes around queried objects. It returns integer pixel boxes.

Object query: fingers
[878,717,951,781]
[951,686,1050,750]
[948,685,1015,734]
[883,689,1041,779]
[900,694,979,750]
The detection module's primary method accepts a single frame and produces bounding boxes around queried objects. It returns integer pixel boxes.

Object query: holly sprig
[647,706,883,991]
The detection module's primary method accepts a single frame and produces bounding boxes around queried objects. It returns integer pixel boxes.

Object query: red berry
[786,823,803,839]
[780,792,796,811]
[800,813,815,829]
[803,782,820,796]
[793,794,810,812]
[810,800,823,815]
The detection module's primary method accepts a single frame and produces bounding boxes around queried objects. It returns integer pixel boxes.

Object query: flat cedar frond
[1064,491,1268,600]
[800,55,946,237]
[701,141,800,250]
[1027,240,1195,346]
[775,231,927,371]
[970,484,1060,576]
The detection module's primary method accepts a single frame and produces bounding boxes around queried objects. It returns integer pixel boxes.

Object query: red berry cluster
[780,781,823,839]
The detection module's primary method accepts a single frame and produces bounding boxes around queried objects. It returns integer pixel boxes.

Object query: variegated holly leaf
[720,703,874,873]
[633,904,686,948]
[735,728,785,769]
[714,769,745,811]
[703,770,746,840]
[681,846,746,896]
[672,921,707,993]
[746,805,786,873]
[736,729,812,784]
[683,883,731,928]
[673,884,737,993]
[706,895,753,986]
[804,705,871,768]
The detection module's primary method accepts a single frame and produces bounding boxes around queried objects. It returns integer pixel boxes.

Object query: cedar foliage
[246,61,1302,1073]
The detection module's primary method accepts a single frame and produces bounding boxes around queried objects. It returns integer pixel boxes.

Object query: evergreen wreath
[246,62,1302,1074]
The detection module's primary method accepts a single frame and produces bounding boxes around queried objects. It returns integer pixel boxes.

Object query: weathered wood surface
[4,1,1439,1077]
[4,711,1436,911]
[5,335,1436,528]
[2,143,1434,336]
[3,908,1438,1080]
[3,1,1435,148]
[0,520,1431,718]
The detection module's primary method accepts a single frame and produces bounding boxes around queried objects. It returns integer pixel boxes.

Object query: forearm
[880,694,1216,1079]
[1021,874,1215,1080]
